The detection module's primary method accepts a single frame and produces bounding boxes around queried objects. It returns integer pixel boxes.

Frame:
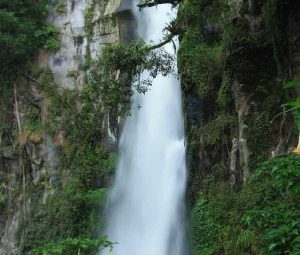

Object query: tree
[88,40,174,110]
[0,0,58,88]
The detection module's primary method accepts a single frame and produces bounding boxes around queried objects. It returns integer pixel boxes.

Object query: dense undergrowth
[191,154,300,255]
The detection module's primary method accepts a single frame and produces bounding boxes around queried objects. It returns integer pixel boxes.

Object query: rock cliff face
[178,1,300,254]
[0,0,135,253]
[178,0,299,203]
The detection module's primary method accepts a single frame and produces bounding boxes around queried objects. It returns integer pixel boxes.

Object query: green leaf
[284,78,300,89]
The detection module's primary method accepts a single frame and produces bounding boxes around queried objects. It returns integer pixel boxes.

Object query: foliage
[255,155,300,197]
[32,237,114,255]
[17,121,43,145]
[0,0,59,88]
[178,27,223,97]
[181,0,299,254]
[179,0,230,25]
[284,78,300,89]
[55,2,66,14]
[199,114,235,146]
[86,189,108,207]
[190,154,300,255]
[287,98,300,131]
[22,68,118,252]
[191,195,220,254]
[246,112,272,170]
[88,40,174,109]
[41,27,60,52]
[84,4,94,39]
[217,72,232,108]
[24,177,110,252]
[0,190,5,205]
[283,78,300,131]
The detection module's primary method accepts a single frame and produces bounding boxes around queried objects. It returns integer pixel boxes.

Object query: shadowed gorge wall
[178,0,300,254]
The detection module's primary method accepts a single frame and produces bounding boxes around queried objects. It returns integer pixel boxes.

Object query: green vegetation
[177,0,226,98]
[88,41,174,110]
[178,27,223,97]
[191,154,300,255]
[0,0,59,89]
[181,0,300,254]
[21,66,118,252]
[55,2,66,15]
[0,0,299,254]
[18,19,174,252]
[199,114,235,146]
[0,0,59,174]
[32,237,114,255]
[84,4,94,40]
[283,78,300,131]
[0,2,60,247]
[0,183,5,205]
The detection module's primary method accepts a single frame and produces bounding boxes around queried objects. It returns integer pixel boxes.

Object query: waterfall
[101,2,187,255]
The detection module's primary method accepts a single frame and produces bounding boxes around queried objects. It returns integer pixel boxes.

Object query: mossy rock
[226,20,276,92]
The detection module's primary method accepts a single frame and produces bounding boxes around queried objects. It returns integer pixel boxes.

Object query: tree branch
[137,0,179,8]
[23,73,40,84]
[145,33,175,51]
[14,83,21,134]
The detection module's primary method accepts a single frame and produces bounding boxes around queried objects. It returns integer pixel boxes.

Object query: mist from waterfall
[101,2,188,255]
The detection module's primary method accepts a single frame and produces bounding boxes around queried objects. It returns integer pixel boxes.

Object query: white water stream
[101,2,187,255]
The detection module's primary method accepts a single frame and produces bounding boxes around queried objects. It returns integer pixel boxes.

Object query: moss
[84,4,95,40]
[17,121,43,145]
[25,105,40,121]
[245,112,272,170]
[178,27,223,97]
[16,104,43,145]
[199,113,236,146]
[178,0,202,26]
[211,163,228,182]
[55,2,66,15]
[66,69,79,79]
[226,23,276,92]
[0,182,6,206]
[243,78,286,170]
[217,71,232,108]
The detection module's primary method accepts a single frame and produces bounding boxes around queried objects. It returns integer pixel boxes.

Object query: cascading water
[101,2,187,255]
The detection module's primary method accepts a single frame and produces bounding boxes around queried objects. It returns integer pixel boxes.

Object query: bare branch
[14,83,21,134]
